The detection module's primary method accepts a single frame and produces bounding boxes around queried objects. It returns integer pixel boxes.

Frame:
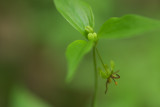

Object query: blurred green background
[0,0,160,107]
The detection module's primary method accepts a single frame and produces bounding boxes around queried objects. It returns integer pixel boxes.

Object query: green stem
[91,46,98,107]
[96,48,107,71]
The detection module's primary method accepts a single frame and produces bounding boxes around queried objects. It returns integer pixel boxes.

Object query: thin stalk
[96,48,107,71]
[91,46,98,107]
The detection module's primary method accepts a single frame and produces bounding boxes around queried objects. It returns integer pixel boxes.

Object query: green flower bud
[93,33,97,40]
[87,32,98,41]
[85,26,94,33]
[88,33,95,41]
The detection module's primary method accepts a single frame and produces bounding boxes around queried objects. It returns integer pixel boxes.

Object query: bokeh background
[0,0,160,107]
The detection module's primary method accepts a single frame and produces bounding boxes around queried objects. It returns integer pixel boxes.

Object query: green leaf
[54,0,94,36]
[66,40,93,83]
[98,14,160,39]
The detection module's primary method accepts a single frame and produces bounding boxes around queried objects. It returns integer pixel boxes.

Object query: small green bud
[88,33,95,40]
[85,26,94,33]
[87,32,98,41]
[92,33,97,40]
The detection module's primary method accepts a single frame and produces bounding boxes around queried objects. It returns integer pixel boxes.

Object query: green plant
[54,0,160,106]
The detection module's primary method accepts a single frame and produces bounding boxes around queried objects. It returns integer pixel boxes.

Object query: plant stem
[96,48,107,71]
[91,46,98,107]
